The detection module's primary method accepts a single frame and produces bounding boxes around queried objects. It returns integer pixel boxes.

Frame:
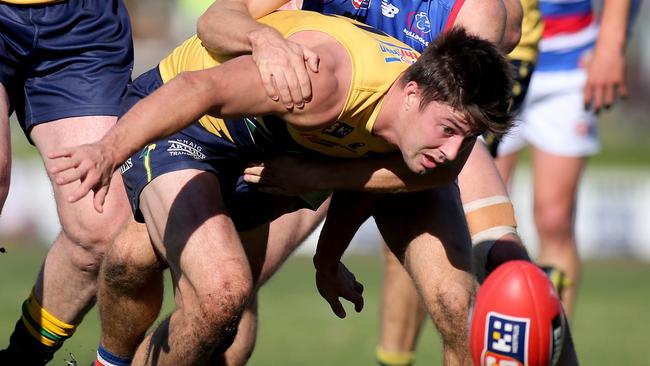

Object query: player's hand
[314,261,364,318]
[243,156,321,195]
[48,143,116,213]
[249,26,319,109]
[581,49,628,113]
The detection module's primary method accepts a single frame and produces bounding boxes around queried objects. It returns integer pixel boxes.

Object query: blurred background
[1,1,649,365]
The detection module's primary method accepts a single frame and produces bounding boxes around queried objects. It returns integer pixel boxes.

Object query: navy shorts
[0,0,133,136]
[120,68,319,232]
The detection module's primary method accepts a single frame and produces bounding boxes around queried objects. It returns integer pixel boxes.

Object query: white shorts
[497,69,600,157]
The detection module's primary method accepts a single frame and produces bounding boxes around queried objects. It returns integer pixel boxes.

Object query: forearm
[0,152,9,215]
[0,119,10,214]
[308,143,472,192]
[197,0,288,55]
[314,191,376,269]
[101,70,225,165]
[596,0,632,54]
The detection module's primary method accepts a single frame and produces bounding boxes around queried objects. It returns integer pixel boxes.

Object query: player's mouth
[421,153,439,170]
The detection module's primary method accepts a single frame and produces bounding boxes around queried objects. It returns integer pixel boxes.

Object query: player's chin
[404,158,427,175]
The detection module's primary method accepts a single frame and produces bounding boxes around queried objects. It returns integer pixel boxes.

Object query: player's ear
[403,81,420,111]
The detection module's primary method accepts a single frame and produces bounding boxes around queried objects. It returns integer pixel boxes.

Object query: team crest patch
[481,312,530,365]
[352,0,370,10]
[167,139,206,160]
[322,122,354,138]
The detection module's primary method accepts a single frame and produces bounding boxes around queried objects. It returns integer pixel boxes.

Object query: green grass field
[1,242,650,365]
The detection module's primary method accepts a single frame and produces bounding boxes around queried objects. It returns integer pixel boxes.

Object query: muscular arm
[198,0,318,108]
[456,0,520,53]
[0,89,11,214]
[245,138,475,193]
[48,33,348,208]
[583,0,634,111]
[314,190,375,317]
[197,0,288,55]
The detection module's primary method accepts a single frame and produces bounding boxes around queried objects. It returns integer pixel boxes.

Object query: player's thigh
[373,187,474,314]
[257,202,329,286]
[239,223,270,287]
[457,141,509,204]
[531,148,585,214]
[373,185,472,271]
[31,116,131,236]
[139,169,251,299]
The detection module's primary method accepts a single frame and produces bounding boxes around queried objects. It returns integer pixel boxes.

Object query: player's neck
[372,82,403,146]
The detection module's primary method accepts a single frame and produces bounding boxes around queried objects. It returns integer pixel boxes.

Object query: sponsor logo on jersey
[381,0,399,17]
[352,0,370,10]
[481,312,530,365]
[378,41,418,64]
[322,122,354,138]
[118,158,133,175]
[167,139,207,160]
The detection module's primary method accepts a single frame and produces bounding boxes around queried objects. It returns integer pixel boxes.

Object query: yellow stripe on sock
[376,346,415,366]
[25,289,76,343]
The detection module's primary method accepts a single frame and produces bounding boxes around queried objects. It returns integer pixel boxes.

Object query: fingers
[583,84,594,111]
[47,149,73,160]
[68,173,96,203]
[618,82,629,99]
[271,72,295,109]
[260,70,279,102]
[342,280,364,313]
[603,83,615,109]
[49,155,79,176]
[93,186,109,214]
[256,42,316,109]
[303,47,320,74]
[327,297,346,319]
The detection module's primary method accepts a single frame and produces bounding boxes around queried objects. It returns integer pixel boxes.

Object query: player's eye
[442,125,456,136]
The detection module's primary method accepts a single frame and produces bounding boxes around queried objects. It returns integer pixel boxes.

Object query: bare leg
[376,143,528,365]
[374,186,475,365]
[493,150,519,185]
[222,202,329,365]
[378,246,426,364]
[531,147,584,318]
[99,218,164,358]
[30,117,132,324]
[132,170,253,366]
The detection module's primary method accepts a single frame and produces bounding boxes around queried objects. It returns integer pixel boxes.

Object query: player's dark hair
[403,27,514,136]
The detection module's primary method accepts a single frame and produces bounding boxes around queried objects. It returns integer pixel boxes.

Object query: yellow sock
[20,289,76,348]
[376,346,415,366]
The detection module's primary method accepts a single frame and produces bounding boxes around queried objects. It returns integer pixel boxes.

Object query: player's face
[399,100,475,175]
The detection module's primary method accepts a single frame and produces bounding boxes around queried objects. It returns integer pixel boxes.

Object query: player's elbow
[501,0,523,53]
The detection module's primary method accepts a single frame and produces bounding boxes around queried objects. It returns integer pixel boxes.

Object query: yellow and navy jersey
[508,0,543,63]
[158,10,418,158]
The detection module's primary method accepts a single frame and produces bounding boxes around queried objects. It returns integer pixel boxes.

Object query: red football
[470,260,565,366]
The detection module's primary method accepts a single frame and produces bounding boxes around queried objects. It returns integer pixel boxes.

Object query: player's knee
[192,275,253,349]
[431,280,473,343]
[534,204,572,239]
[101,251,158,294]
